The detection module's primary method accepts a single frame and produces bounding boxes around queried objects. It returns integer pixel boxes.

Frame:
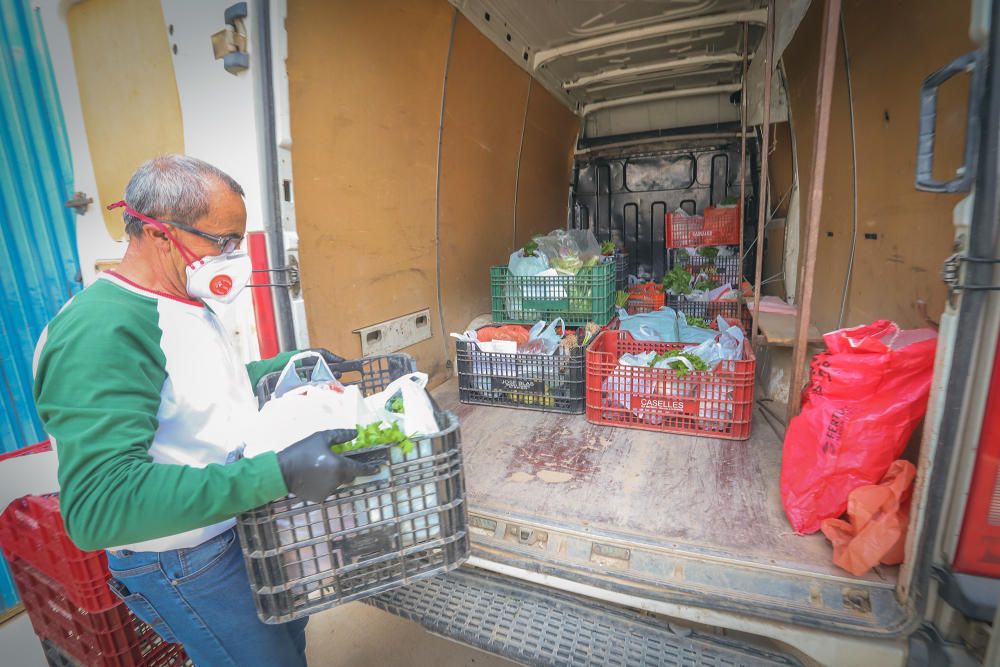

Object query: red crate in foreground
[0,493,115,613]
[11,558,188,667]
[665,206,740,248]
[585,330,755,440]
[0,442,117,614]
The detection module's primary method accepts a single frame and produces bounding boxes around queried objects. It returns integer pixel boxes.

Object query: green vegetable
[648,351,709,377]
[615,290,630,308]
[522,240,539,257]
[696,246,720,260]
[387,396,404,414]
[694,279,718,291]
[332,422,415,456]
[661,265,692,295]
[600,241,616,256]
[721,196,739,206]
[685,315,710,329]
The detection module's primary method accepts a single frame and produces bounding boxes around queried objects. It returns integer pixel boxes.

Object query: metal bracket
[64,192,93,215]
[942,253,1000,291]
[252,264,299,290]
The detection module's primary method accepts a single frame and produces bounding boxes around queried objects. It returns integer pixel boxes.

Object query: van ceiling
[451,0,766,125]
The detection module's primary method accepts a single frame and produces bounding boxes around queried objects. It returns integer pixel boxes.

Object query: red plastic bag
[780,321,936,534]
[820,460,916,575]
[476,325,531,346]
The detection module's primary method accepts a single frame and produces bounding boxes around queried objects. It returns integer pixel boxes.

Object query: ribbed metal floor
[367,568,802,667]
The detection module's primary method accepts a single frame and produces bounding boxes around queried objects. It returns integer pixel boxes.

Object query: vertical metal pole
[787,0,843,418]
[738,22,749,279]
[254,0,296,351]
[751,1,775,342]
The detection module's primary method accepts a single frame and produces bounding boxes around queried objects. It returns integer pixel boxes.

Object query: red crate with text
[585,330,755,440]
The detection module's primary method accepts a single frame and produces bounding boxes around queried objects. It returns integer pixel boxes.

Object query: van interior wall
[778,0,974,331]
[286,3,577,386]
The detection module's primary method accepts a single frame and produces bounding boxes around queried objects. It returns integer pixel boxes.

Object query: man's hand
[276,429,381,503]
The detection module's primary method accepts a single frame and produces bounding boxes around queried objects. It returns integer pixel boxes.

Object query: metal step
[367,567,802,667]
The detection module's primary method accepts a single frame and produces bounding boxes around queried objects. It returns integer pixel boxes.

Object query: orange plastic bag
[820,460,916,576]
[476,325,531,346]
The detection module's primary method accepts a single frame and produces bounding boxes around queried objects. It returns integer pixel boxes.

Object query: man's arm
[34,302,287,551]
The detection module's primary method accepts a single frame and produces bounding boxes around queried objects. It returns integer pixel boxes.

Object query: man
[32,154,375,665]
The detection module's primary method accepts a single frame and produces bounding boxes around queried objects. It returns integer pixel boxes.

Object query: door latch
[942,253,1000,291]
[252,264,299,291]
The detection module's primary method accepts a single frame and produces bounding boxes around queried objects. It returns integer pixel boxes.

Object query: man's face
[163,180,247,289]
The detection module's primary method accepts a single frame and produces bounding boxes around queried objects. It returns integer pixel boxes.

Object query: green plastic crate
[490,262,615,326]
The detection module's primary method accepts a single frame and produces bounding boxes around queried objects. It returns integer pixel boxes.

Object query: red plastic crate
[585,330,755,440]
[11,558,189,667]
[0,494,116,613]
[625,283,665,314]
[665,205,741,248]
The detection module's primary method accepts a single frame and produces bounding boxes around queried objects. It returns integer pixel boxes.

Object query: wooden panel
[782,0,973,330]
[514,84,579,247]
[67,0,184,240]
[438,16,529,336]
[286,1,454,382]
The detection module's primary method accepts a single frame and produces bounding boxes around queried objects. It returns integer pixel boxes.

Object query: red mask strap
[108,200,200,265]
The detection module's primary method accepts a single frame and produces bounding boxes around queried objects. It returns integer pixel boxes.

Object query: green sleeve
[34,299,288,551]
[245,349,300,390]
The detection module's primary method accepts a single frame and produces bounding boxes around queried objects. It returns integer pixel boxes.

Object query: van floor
[431,379,895,585]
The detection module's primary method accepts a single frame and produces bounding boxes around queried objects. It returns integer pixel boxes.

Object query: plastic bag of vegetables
[536,230,583,275]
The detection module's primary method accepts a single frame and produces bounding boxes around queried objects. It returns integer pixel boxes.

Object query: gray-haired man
[33,154,374,665]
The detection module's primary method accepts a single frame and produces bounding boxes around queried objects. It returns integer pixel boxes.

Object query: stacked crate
[0,444,190,667]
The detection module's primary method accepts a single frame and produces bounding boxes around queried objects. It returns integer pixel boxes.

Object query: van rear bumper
[366,565,803,666]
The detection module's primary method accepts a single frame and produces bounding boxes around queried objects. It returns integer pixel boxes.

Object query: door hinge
[64,192,93,214]
[942,253,1000,291]
[252,264,299,293]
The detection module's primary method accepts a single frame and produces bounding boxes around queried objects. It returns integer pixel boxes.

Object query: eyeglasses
[158,219,244,254]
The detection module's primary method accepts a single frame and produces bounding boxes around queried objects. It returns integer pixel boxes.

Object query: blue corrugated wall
[0,0,81,611]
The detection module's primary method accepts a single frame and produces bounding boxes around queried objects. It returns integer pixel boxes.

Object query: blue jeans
[106,527,308,666]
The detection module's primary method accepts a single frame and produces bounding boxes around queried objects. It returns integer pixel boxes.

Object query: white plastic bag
[243,352,376,458]
[364,372,439,437]
[522,318,564,356]
[508,249,549,276]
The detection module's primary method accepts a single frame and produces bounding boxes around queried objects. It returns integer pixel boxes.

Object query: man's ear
[140,224,170,250]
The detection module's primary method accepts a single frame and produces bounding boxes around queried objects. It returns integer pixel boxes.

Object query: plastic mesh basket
[665,207,740,248]
[490,262,615,326]
[585,330,755,440]
[671,249,741,288]
[12,559,189,667]
[239,354,469,624]
[455,329,588,414]
[613,252,628,291]
[0,443,118,614]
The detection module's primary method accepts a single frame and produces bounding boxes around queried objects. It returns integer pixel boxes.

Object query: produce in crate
[587,326,754,439]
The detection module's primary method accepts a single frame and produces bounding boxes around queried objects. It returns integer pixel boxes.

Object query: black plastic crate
[455,331,588,414]
[666,295,751,335]
[613,251,628,291]
[671,248,741,288]
[240,354,469,624]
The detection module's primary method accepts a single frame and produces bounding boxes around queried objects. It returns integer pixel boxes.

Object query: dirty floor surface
[305,601,517,666]
[0,602,516,667]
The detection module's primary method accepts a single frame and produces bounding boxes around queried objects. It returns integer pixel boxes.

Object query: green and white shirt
[33,271,294,552]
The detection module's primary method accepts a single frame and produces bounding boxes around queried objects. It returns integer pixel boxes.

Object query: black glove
[276,429,381,503]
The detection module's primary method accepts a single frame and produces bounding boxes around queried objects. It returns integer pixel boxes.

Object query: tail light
[953,334,1000,576]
